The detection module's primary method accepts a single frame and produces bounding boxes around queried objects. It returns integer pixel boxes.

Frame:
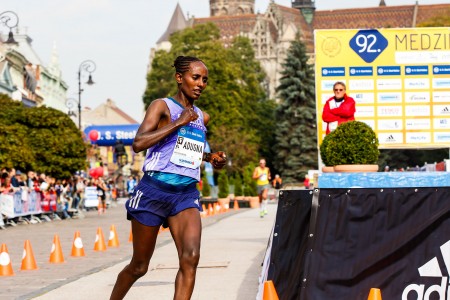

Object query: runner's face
[179,61,208,100]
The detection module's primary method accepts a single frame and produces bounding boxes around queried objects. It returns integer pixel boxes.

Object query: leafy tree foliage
[143,23,272,174]
[417,9,450,27]
[0,94,87,178]
[274,38,317,183]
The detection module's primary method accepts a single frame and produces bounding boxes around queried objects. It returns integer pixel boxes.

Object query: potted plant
[243,164,259,208]
[320,121,380,172]
[319,131,335,173]
[201,171,211,198]
[217,171,230,209]
[233,174,244,200]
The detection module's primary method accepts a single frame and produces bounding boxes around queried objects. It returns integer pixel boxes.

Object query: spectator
[272,174,282,201]
[304,175,310,189]
[114,139,128,166]
[322,81,356,134]
[126,176,137,195]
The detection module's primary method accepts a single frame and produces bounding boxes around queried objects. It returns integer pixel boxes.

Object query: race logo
[321,37,341,58]
[402,240,450,300]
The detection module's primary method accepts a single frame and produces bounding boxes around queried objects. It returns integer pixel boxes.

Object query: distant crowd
[0,167,140,228]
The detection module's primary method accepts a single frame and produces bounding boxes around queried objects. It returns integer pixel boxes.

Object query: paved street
[0,199,277,300]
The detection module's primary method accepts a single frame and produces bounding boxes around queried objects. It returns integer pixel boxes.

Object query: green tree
[142,23,270,173]
[274,38,317,183]
[0,94,87,178]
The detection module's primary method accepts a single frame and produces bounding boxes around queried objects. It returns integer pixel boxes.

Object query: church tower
[210,0,255,17]
[292,0,316,24]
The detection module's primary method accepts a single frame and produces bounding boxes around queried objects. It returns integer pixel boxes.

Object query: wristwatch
[203,152,211,163]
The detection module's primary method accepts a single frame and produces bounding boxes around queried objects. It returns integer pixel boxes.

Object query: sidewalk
[31,203,277,300]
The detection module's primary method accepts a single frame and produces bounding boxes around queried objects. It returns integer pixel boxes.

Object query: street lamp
[0,11,19,44]
[77,60,96,129]
[66,97,78,118]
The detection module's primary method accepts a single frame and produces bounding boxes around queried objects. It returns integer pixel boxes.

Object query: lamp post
[77,60,96,129]
[65,97,78,118]
[0,11,19,44]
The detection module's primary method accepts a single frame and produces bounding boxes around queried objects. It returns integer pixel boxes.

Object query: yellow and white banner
[315,27,450,149]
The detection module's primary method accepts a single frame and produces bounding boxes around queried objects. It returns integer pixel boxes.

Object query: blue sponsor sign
[84,124,139,146]
[405,66,428,75]
[377,66,401,76]
[433,65,450,75]
[349,66,373,76]
[322,67,345,77]
[349,29,388,63]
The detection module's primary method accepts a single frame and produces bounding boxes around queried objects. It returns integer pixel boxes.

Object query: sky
[4,0,449,122]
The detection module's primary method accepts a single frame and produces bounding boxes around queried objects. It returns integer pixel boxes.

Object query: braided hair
[173,56,203,74]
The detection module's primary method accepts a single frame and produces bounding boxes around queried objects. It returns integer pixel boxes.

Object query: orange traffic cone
[93,227,107,251]
[0,244,14,276]
[201,204,207,217]
[71,231,85,257]
[367,288,382,300]
[128,229,133,243]
[49,234,65,263]
[108,224,120,247]
[20,240,38,270]
[263,280,279,300]
[234,199,240,210]
[208,203,214,216]
[215,203,221,214]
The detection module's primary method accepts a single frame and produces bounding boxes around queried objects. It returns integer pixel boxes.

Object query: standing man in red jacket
[322,81,356,134]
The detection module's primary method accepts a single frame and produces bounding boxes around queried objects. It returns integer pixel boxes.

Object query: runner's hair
[173,56,204,74]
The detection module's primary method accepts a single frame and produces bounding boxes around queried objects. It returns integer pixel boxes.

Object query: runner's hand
[177,108,198,126]
[211,151,227,169]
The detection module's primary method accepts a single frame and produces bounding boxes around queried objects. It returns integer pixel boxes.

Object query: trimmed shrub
[321,121,380,166]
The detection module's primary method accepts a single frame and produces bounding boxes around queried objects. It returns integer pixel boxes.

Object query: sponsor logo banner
[433,92,450,103]
[378,119,403,130]
[433,118,450,129]
[406,132,431,143]
[404,78,430,89]
[378,106,403,117]
[406,105,431,117]
[405,92,430,103]
[405,118,431,130]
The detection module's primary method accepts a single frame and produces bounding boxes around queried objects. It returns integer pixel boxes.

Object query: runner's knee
[179,250,200,269]
[128,261,149,278]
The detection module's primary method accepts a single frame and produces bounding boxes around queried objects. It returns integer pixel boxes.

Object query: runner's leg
[110,219,159,300]
[168,208,201,300]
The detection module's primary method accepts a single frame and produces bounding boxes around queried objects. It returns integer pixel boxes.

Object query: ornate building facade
[150,0,450,99]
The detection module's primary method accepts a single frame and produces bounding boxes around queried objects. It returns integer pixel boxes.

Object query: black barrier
[268,189,313,299]
[267,188,450,299]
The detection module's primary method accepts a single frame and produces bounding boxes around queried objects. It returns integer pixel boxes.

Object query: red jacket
[322,94,356,134]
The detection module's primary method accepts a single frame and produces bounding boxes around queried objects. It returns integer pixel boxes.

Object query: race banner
[315,27,450,149]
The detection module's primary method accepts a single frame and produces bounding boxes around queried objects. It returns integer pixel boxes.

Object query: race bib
[170,126,205,169]
[329,121,338,131]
